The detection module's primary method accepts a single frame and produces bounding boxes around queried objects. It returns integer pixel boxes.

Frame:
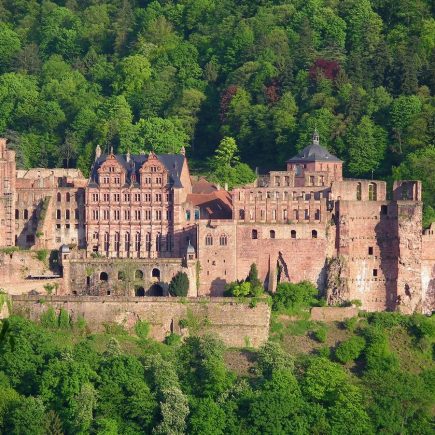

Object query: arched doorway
[151,268,160,280]
[148,284,163,296]
[135,286,145,297]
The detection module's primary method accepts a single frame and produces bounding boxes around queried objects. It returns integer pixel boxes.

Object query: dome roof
[287,130,341,163]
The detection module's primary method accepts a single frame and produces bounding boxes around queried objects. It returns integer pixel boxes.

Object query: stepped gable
[88,152,185,187]
[287,131,342,163]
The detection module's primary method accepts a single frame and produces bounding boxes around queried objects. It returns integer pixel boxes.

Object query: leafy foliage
[168,271,189,297]
[272,281,321,314]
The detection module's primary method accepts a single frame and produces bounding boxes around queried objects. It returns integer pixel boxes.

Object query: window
[93,232,98,240]
[135,269,143,279]
[194,209,200,220]
[166,210,172,221]
[155,210,162,220]
[283,209,287,220]
[156,233,161,251]
[104,232,109,252]
[146,232,151,251]
[152,268,160,279]
[205,234,213,246]
[114,232,120,253]
[312,230,318,239]
[114,209,120,220]
[315,209,320,220]
[135,232,141,252]
[113,193,120,202]
[124,232,130,251]
[304,209,309,220]
[56,209,61,219]
[92,193,99,202]
[144,193,151,202]
[103,193,109,202]
[134,193,140,202]
[24,209,29,219]
[356,182,362,201]
[310,176,315,185]
[291,230,296,239]
[124,209,130,220]
[220,234,227,246]
[134,210,141,220]
[57,192,61,202]
[65,209,70,220]
[92,210,99,220]
[239,209,245,220]
[155,193,162,202]
[381,205,388,215]
[368,183,377,201]
[15,209,19,219]
[66,192,70,202]
[293,209,299,220]
[373,269,378,277]
[166,234,172,251]
[270,230,276,239]
[114,177,120,184]
[272,209,276,220]
[103,209,109,220]
[252,229,258,239]
[100,272,108,281]
[368,247,373,255]
[145,210,151,220]
[118,270,125,280]
[124,193,130,202]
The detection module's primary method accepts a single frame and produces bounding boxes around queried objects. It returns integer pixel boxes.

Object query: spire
[126,150,131,163]
[95,144,102,160]
[312,128,320,145]
[110,145,114,155]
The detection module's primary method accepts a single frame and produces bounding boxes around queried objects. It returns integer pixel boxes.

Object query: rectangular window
[134,210,141,220]
[103,193,109,202]
[124,193,130,202]
[114,210,120,220]
[113,193,120,202]
[145,210,151,220]
[134,193,141,202]
[155,193,162,202]
[103,209,109,220]
[155,210,162,220]
[124,210,130,220]
[92,193,99,202]
[92,210,99,220]
[373,269,378,277]
[144,193,151,202]
[368,247,374,255]
[166,210,172,221]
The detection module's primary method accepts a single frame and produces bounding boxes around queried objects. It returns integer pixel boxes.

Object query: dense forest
[0,284,434,434]
[0,0,434,223]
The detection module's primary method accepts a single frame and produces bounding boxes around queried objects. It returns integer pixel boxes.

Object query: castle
[1,134,434,314]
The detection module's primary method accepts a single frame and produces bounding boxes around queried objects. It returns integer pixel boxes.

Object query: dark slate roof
[88,153,185,188]
[286,144,342,163]
[287,131,342,163]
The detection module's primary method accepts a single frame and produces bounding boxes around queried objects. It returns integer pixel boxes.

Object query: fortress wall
[422,233,435,313]
[11,296,271,348]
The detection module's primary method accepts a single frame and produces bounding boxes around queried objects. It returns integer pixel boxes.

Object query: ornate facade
[0,134,434,313]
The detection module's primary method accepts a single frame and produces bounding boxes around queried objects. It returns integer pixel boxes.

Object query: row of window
[239,191,322,201]
[99,268,161,281]
[55,209,81,220]
[251,229,318,239]
[91,192,170,203]
[356,182,378,201]
[239,208,321,221]
[92,232,172,252]
[90,209,171,221]
[205,234,228,246]
[99,175,165,185]
[56,192,82,203]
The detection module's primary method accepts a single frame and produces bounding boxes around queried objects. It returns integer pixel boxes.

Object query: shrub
[363,327,398,372]
[135,320,150,339]
[168,272,189,297]
[272,281,319,313]
[165,333,182,346]
[36,249,49,263]
[343,316,358,332]
[313,325,328,343]
[58,308,70,329]
[408,314,435,340]
[317,346,331,359]
[246,263,261,288]
[40,307,57,328]
[335,336,366,363]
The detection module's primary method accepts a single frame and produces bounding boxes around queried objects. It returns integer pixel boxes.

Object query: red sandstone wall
[422,234,435,313]
[11,296,271,348]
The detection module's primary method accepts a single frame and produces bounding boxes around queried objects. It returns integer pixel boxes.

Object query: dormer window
[109,166,115,173]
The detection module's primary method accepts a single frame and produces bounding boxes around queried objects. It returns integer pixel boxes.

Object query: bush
[317,346,331,359]
[335,336,366,363]
[168,272,189,297]
[58,308,70,329]
[40,307,57,328]
[165,333,182,346]
[343,316,358,332]
[272,281,319,314]
[134,320,150,339]
[408,314,435,340]
[363,327,398,372]
[36,249,49,263]
[313,326,328,343]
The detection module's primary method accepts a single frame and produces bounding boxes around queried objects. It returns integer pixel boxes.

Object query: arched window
[57,192,61,202]
[152,268,160,280]
[104,232,109,252]
[65,209,70,220]
[293,209,299,220]
[56,209,61,219]
[291,230,296,239]
[66,192,70,202]
[219,234,227,246]
[125,232,130,251]
[156,232,161,251]
[270,230,276,239]
[118,271,125,280]
[135,270,144,279]
[23,209,29,219]
[205,234,213,246]
[315,209,320,220]
[239,209,245,220]
[252,229,258,239]
[312,230,318,239]
[146,232,151,251]
[356,182,362,201]
[100,272,108,281]
[114,232,120,253]
[368,183,377,201]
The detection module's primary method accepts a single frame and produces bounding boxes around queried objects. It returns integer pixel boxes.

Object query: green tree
[168,271,189,297]
[4,396,46,435]
[0,23,21,72]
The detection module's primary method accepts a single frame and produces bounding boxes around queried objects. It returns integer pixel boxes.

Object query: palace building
[0,134,433,313]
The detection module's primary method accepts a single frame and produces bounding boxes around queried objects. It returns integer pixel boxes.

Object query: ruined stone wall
[63,257,198,297]
[421,225,434,314]
[334,200,399,311]
[11,296,271,348]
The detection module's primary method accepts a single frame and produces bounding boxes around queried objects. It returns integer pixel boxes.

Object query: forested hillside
[0,0,434,221]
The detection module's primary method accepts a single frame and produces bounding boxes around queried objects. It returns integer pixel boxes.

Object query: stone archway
[148,284,163,296]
